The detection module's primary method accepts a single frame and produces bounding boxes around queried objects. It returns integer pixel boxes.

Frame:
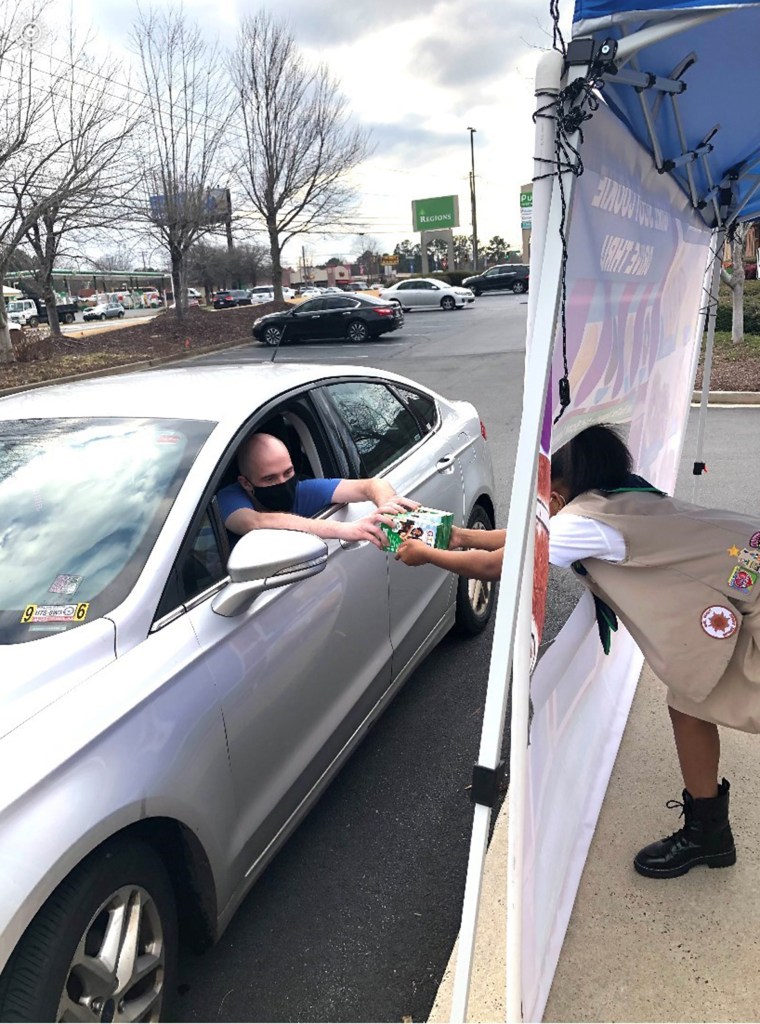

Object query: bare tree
[720,222,747,344]
[131,4,231,320]
[229,12,371,302]
[17,29,139,339]
[0,0,62,361]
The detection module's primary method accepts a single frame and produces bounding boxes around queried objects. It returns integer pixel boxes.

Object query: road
[172,293,528,1024]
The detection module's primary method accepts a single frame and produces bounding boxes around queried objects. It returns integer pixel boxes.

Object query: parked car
[463,264,530,295]
[298,287,321,298]
[213,289,252,309]
[253,294,404,345]
[82,301,125,322]
[6,296,79,326]
[248,286,275,305]
[379,278,474,311]
[0,363,495,1020]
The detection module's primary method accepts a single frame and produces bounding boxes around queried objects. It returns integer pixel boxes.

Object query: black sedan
[213,289,252,309]
[252,294,404,346]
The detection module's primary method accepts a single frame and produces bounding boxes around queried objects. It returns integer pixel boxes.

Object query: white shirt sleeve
[548,513,626,568]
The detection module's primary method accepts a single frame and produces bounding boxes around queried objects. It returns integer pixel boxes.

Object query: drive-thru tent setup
[449,2,760,1021]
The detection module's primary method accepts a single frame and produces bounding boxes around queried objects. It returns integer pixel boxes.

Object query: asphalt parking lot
[173,292,586,1023]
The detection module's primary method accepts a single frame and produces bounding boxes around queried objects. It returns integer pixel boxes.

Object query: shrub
[714,277,760,334]
[11,326,53,362]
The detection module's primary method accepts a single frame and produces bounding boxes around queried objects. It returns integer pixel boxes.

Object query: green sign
[520,190,533,208]
[412,195,459,232]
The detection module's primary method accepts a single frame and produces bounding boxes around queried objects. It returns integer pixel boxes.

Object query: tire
[512,280,527,295]
[63,313,75,324]
[472,288,482,297]
[0,838,177,1023]
[454,503,496,637]
[28,317,39,328]
[441,295,456,311]
[119,312,125,319]
[99,314,106,321]
[346,319,369,342]
[263,325,282,346]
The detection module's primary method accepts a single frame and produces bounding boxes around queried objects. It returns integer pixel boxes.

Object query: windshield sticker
[156,433,182,445]
[48,573,83,595]
[21,602,89,624]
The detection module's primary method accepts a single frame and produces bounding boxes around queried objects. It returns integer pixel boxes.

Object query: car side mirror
[212,529,328,617]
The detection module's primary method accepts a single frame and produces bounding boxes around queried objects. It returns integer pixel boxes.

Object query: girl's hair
[550,424,633,500]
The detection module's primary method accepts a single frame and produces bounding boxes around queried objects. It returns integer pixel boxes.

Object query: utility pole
[468,126,479,273]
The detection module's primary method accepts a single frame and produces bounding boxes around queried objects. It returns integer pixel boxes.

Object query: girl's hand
[395,539,432,566]
[449,525,464,549]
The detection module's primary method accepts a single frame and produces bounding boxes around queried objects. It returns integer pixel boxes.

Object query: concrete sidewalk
[429,664,760,1023]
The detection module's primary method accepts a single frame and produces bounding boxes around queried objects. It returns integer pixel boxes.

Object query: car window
[396,282,414,291]
[324,297,358,309]
[322,382,423,476]
[0,417,213,645]
[298,299,324,312]
[394,387,438,434]
[178,510,226,603]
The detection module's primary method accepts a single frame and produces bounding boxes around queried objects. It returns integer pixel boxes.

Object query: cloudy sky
[67,0,573,267]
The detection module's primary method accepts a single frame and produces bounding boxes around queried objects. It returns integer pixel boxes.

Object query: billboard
[149,187,231,226]
[412,195,459,232]
[520,186,533,230]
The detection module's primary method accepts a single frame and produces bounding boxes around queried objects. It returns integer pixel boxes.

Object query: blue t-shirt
[217,477,342,527]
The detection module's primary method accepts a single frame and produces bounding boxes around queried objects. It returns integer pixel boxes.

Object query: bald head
[237,433,294,488]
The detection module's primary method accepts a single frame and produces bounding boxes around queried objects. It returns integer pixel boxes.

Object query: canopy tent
[449,3,760,1022]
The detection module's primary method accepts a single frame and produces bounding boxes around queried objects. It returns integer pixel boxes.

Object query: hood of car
[0,618,116,741]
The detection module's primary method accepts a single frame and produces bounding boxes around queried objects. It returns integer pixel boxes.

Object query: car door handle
[436,454,456,471]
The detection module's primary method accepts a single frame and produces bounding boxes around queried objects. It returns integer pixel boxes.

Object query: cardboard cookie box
[381,506,454,552]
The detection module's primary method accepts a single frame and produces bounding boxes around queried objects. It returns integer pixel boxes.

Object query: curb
[691,390,760,405]
[0,338,260,398]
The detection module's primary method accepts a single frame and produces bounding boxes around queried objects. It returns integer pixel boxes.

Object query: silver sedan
[0,362,495,1020]
[379,278,475,311]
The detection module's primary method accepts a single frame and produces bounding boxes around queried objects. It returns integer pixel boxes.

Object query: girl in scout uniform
[396,424,760,879]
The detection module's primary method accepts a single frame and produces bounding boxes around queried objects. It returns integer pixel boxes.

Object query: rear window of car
[0,417,213,644]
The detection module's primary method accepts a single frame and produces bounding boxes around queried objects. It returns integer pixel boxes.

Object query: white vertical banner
[516,101,712,1022]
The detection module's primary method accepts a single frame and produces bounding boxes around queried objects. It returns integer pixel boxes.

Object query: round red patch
[700,605,738,639]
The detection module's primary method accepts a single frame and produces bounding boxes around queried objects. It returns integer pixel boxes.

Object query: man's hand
[395,539,433,566]
[375,495,420,516]
[340,514,389,549]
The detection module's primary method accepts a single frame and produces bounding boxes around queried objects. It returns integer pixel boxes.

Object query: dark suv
[213,289,252,309]
[463,264,529,296]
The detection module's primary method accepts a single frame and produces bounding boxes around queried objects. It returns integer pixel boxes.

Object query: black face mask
[252,475,298,512]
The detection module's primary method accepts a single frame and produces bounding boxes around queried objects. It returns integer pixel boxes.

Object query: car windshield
[0,416,213,645]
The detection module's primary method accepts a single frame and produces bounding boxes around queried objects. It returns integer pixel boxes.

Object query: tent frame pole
[692,229,725,502]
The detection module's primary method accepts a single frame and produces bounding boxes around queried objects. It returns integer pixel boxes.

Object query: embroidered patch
[48,573,83,595]
[727,545,740,558]
[750,531,760,548]
[728,566,758,593]
[21,602,89,624]
[700,605,738,639]
[739,548,760,573]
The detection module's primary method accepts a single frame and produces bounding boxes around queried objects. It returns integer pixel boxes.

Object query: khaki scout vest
[561,490,760,702]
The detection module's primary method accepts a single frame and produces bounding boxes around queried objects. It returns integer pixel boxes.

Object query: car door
[316,379,465,679]
[322,295,361,337]
[289,297,328,341]
[395,280,421,307]
[177,406,393,881]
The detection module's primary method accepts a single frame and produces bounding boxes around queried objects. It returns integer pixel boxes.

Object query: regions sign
[412,195,459,232]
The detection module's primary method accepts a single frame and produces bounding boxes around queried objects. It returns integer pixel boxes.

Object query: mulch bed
[1,302,759,393]
[0,302,289,392]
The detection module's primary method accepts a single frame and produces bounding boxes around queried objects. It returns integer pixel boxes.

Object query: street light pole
[467,127,479,274]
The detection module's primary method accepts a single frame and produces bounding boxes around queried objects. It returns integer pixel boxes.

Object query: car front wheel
[0,839,177,1023]
[441,295,456,311]
[472,288,482,297]
[454,503,496,636]
[346,319,369,342]
[263,325,282,346]
[512,280,527,294]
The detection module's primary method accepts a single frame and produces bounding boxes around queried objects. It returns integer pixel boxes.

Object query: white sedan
[379,278,475,312]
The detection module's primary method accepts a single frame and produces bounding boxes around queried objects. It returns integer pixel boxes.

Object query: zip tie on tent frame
[533,30,619,424]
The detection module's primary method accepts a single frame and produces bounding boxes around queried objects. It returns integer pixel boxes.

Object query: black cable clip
[470,761,506,808]
[692,461,707,476]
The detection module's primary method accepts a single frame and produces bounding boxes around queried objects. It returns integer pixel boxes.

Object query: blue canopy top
[571,0,760,225]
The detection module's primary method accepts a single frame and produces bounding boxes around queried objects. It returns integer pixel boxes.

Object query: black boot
[634,778,736,879]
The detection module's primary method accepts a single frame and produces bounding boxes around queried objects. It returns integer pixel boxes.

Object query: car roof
[0,363,429,426]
